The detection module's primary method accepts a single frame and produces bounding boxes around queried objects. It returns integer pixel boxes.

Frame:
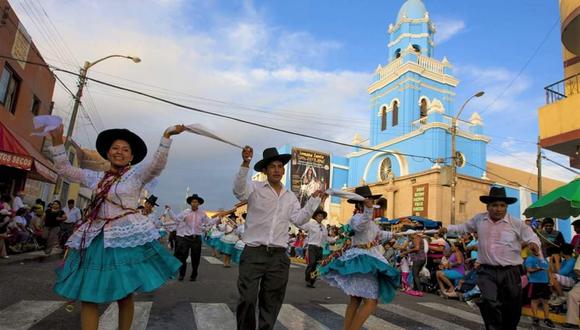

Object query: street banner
[290,147,330,207]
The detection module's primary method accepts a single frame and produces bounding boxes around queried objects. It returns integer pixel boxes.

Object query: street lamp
[450,91,484,224]
[64,55,141,147]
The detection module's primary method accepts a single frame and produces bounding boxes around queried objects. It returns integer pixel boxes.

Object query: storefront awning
[0,122,58,183]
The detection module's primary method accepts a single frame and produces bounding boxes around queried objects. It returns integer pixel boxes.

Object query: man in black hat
[441,186,541,330]
[233,146,328,330]
[167,194,220,281]
[300,209,333,288]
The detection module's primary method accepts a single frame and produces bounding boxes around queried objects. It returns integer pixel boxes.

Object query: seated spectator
[0,195,12,214]
[0,209,11,258]
[6,209,30,251]
[464,232,478,269]
[437,241,465,296]
[550,244,577,305]
[538,218,565,257]
[525,250,555,328]
[294,231,306,259]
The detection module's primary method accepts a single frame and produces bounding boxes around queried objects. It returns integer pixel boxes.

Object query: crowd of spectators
[0,191,82,258]
[287,216,579,327]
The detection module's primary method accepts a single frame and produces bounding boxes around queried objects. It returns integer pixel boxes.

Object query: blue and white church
[276,0,570,238]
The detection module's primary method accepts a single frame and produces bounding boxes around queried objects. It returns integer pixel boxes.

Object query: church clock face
[455,151,466,167]
[379,157,392,181]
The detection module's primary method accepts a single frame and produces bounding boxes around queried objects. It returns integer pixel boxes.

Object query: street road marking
[380,304,469,330]
[98,302,152,330]
[277,304,329,330]
[417,302,529,330]
[192,303,236,330]
[0,300,64,330]
[202,256,223,264]
[418,302,483,324]
[291,263,305,268]
[321,304,405,330]
[290,264,300,268]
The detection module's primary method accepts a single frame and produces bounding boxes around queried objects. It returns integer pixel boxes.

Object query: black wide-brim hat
[186,194,204,205]
[313,209,328,219]
[254,147,292,171]
[348,185,382,204]
[145,194,159,206]
[96,129,147,165]
[479,186,517,205]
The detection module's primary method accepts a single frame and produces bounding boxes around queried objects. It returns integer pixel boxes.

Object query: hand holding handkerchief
[166,123,242,149]
[32,115,63,137]
[325,189,365,201]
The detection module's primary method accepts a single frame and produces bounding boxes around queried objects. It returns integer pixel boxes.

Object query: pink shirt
[171,209,216,237]
[449,212,541,266]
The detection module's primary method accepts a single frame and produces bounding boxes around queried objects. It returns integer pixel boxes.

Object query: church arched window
[420,98,428,118]
[395,49,401,59]
[381,106,387,131]
[412,44,421,54]
[392,101,399,127]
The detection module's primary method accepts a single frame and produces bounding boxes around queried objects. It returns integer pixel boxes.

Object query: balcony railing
[376,55,448,80]
[545,72,580,104]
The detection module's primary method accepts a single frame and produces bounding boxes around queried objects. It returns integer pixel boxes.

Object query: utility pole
[63,55,141,150]
[537,136,542,198]
[64,63,88,150]
[450,91,484,225]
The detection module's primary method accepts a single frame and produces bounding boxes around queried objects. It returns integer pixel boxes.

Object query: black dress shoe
[189,277,197,282]
[178,275,184,281]
[306,283,315,288]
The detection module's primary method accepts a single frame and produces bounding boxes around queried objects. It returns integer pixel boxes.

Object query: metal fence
[545,73,580,104]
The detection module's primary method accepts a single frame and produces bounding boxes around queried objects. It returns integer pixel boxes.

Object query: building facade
[0,0,58,202]
[270,0,571,238]
[538,0,580,170]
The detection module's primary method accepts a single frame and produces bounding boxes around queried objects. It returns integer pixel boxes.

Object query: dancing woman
[49,124,184,330]
[319,186,400,330]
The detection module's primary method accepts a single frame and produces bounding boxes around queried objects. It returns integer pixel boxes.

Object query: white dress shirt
[63,206,82,224]
[233,166,321,248]
[448,212,541,266]
[301,220,330,247]
[169,208,217,237]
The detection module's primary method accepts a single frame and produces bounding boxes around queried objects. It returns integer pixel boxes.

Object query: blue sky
[10,0,574,210]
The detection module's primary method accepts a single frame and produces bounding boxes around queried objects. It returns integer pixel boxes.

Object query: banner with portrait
[290,147,331,207]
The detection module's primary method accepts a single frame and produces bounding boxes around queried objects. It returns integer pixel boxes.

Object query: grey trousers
[236,246,290,330]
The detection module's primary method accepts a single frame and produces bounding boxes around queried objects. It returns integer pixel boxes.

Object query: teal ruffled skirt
[319,248,400,303]
[54,232,181,304]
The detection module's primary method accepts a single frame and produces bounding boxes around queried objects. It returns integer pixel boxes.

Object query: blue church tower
[335,0,490,189]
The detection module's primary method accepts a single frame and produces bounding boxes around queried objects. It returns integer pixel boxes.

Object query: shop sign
[411,184,429,217]
[0,151,32,170]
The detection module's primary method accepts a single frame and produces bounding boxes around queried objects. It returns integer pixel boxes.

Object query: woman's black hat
[347,186,382,204]
[254,147,292,171]
[96,128,147,165]
[186,194,204,205]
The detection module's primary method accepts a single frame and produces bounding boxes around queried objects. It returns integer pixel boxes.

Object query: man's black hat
[145,195,159,206]
[254,147,292,172]
[479,186,517,205]
[186,194,204,205]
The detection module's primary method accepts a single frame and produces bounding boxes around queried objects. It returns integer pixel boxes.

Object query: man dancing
[233,146,327,330]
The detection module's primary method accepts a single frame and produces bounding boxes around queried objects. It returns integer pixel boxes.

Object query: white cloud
[435,19,465,44]
[11,0,369,209]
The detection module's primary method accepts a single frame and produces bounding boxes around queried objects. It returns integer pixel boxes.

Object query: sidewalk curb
[0,248,63,266]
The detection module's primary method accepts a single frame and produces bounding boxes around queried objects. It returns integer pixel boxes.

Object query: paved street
[0,246,545,330]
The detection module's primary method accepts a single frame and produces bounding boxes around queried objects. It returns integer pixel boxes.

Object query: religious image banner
[290,147,331,207]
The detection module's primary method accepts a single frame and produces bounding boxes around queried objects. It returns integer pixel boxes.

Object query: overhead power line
[0,54,441,162]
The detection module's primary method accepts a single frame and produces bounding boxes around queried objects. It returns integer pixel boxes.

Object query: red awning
[0,122,58,183]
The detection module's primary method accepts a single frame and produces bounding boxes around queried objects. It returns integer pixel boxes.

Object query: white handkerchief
[31,115,63,137]
[167,124,243,149]
[325,189,365,201]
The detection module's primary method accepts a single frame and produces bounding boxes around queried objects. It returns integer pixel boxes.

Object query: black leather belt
[247,245,286,252]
